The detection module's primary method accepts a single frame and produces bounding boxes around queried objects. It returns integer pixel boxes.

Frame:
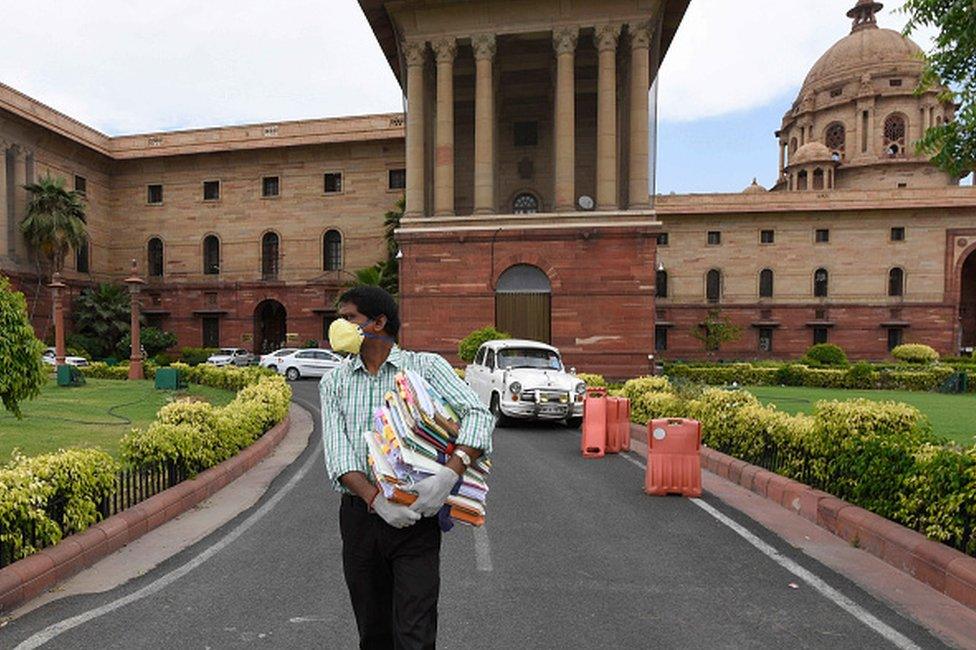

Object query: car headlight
[574,383,586,395]
[508,381,522,395]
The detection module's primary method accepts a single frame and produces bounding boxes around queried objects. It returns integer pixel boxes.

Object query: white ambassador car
[278,348,344,380]
[42,348,89,367]
[465,339,585,428]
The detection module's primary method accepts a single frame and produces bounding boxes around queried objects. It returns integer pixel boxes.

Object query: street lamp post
[48,272,67,367]
[124,259,146,380]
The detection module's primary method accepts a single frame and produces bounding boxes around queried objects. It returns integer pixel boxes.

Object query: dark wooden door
[495,293,551,344]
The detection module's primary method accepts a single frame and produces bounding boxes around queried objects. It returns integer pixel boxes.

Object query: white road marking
[14,440,323,650]
[618,452,921,650]
[472,525,493,572]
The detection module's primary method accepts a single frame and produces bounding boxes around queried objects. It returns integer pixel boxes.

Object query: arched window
[812,168,825,190]
[814,268,829,298]
[884,114,907,157]
[888,267,904,297]
[797,170,808,191]
[513,192,539,214]
[655,270,668,298]
[203,235,220,275]
[148,237,163,277]
[759,269,774,298]
[262,232,279,280]
[825,122,846,159]
[706,269,721,303]
[323,230,342,271]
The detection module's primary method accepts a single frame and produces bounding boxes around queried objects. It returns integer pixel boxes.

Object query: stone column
[553,27,578,212]
[49,273,67,366]
[778,141,786,177]
[432,38,457,217]
[628,21,652,210]
[124,259,146,380]
[595,24,621,210]
[472,33,496,215]
[12,146,27,262]
[0,142,7,259]
[404,41,427,218]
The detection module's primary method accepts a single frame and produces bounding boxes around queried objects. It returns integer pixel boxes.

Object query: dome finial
[847,0,883,33]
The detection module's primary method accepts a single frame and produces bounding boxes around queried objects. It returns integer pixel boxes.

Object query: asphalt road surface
[2,381,950,649]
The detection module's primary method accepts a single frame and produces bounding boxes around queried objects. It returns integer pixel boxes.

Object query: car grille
[519,389,570,404]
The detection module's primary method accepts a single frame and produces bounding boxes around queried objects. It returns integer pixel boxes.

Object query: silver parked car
[206,348,254,367]
[278,348,344,380]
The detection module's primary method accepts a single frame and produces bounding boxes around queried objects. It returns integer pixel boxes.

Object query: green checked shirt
[319,346,493,493]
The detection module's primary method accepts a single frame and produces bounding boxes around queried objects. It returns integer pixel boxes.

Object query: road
[2,381,950,649]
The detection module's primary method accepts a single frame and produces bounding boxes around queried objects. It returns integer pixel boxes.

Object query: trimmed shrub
[891,343,940,364]
[844,362,876,388]
[79,361,130,380]
[153,353,175,366]
[620,376,671,401]
[457,326,510,364]
[631,392,686,424]
[576,373,607,388]
[179,347,219,366]
[802,343,848,367]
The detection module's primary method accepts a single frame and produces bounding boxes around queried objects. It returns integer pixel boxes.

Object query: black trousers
[340,494,442,650]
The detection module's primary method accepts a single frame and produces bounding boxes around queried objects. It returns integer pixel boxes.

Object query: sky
[0,0,960,193]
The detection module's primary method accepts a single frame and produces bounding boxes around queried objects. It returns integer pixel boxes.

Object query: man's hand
[372,495,422,528]
[409,464,461,517]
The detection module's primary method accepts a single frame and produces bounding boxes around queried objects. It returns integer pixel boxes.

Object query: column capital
[553,26,579,55]
[629,20,653,49]
[432,38,457,63]
[403,40,428,67]
[471,33,496,60]
[594,23,622,51]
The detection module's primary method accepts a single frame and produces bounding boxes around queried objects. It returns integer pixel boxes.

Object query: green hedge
[627,384,976,556]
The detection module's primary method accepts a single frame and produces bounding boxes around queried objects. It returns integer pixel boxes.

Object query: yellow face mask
[329,318,365,355]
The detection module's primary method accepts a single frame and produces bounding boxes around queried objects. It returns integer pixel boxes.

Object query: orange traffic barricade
[581,387,607,458]
[605,397,622,454]
[645,418,702,497]
[618,398,631,452]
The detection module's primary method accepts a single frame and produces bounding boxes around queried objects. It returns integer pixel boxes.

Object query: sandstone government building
[1,0,974,377]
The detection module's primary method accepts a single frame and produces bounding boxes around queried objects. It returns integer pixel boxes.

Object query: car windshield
[496,348,562,370]
[217,348,237,355]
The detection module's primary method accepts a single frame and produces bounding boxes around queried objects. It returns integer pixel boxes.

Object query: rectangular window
[76,243,89,273]
[262,176,280,198]
[815,228,830,243]
[887,328,903,351]
[654,326,668,352]
[202,316,220,348]
[758,328,773,353]
[513,121,538,147]
[656,233,669,246]
[813,327,828,345]
[74,175,87,196]
[147,184,163,204]
[760,230,774,244]
[890,226,905,241]
[889,79,903,87]
[203,180,220,201]
[861,110,869,152]
[388,168,406,190]
[322,313,337,341]
[324,172,343,194]
[707,231,721,245]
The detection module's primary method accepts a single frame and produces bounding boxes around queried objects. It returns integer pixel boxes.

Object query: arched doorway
[254,299,287,354]
[495,264,551,343]
[961,251,976,351]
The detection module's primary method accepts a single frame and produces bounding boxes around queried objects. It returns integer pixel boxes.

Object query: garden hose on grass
[0,390,191,426]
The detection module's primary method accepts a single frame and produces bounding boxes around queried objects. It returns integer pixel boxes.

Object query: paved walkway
[0,382,967,648]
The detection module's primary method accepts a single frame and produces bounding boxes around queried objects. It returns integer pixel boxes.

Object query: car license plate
[541,405,563,414]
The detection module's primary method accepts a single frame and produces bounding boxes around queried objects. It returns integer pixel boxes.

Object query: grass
[745,385,976,447]
[0,377,236,461]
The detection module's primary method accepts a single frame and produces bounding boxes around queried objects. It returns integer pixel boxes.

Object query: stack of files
[363,369,490,527]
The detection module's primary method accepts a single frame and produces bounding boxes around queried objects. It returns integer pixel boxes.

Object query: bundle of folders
[363,369,490,528]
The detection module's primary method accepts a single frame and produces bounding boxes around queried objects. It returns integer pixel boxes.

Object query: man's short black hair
[338,286,400,338]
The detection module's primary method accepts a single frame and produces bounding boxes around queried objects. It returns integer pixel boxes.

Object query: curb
[0,414,292,614]
[629,422,976,612]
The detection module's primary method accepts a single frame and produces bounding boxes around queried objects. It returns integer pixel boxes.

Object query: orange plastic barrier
[618,398,631,452]
[581,387,607,458]
[605,397,622,454]
[644,418,702,497]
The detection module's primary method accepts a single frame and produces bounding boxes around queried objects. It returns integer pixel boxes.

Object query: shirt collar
[350,345,403,374]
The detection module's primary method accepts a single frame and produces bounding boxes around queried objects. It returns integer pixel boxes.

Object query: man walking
[319,286,493,649]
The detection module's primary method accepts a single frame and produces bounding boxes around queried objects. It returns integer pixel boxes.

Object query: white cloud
[657,0,937,122]
[0,0,939,133]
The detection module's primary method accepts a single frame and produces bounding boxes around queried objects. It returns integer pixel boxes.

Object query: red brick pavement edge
[629,422,976,612]
[0,414,292,614]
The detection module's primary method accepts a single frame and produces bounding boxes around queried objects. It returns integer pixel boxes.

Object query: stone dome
[791,142,834,166]
[743,178,766,194]
[802,28,924,92]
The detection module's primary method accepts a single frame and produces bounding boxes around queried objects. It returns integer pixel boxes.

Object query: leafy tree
[348,197,403,295]
[0,275,46,417]
[20,175,88,278]
[458,326,511,363]
[691,310,741,358]
[346,264,388,289]
[117,327,178,359]
[72,283,137,359]
[903,0,976,178]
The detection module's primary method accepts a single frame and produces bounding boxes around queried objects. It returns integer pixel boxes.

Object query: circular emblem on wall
[959,238,968,248]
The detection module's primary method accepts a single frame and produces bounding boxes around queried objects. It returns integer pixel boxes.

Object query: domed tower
[773,0,958,191]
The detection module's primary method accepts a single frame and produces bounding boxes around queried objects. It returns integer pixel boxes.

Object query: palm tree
[21,175,88,278]
[72,283,136,359]
[346,264,388,289]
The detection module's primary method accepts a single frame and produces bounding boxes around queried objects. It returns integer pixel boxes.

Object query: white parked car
[465,339,585,428]
[278,348,344,380]
[42,347,89,367]
[206,348,254,367]
[259,348,298,373]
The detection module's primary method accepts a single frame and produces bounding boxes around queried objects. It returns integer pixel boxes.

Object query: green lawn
[0,378,237,461]
[745,385,976,446]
